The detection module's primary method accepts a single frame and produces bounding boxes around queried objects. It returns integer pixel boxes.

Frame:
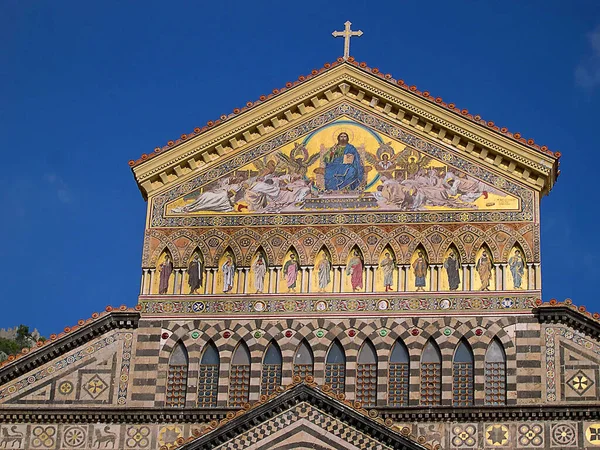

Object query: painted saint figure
[412,251,428,292]
[222,254,236,293]
[252,255,267,294]
[443,251,460,291]
[283,254,300,293]
[317,256,331,292]
[158,254,173,295]
[476,251,493,291]
[323,132,363,191]
[508,251,525,289]
[379,252,395,292]
[187,254,203,294]
[346,250,364,292]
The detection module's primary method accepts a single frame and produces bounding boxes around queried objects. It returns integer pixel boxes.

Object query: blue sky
[1,1,599,336]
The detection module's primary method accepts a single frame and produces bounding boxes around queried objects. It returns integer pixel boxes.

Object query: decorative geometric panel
[158,425,183,449]
[261,363,282,396]
[125,425,152,448]
[453,362,473,406]
[451,424,478,448]
[566,370,595,396]
[517,423,544,447]
[485,362,506,405]
[355,363,377,407]
[586,423,600,447]
[229,364,250,406]
[29,425,57,449]
[61,425,87,449]
[82,374,109,400]
[485,424,510,447]
[420,362,441,406]
[550,422,578,447]
[325,363,345,395]
[197,364,218,407]
[388,362,409,406]
[166,364,188,408]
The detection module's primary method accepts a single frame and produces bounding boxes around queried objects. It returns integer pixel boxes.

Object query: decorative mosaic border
[545,326,600,402]
[150,103,534,228]
[139,294,537,316]
[0,332,130,403]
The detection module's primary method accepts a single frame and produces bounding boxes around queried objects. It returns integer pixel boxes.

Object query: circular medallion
[253,301,266,312]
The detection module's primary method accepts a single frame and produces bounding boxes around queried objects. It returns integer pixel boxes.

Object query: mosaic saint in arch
[165,119,519,218]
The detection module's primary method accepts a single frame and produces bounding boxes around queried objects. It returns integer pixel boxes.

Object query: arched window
[325,340,346,395]
[261,341,282,396]
[198,341,219,407]
[228,342,251,407]
[420,340,441,406]
[453,340,474,406]
[166,342,188,408]
[356,340,377,407]
[388,339,409,406]
[293,339,314,379]
[485,339,507,405]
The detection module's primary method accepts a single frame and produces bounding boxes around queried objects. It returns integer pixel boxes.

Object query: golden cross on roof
[332,21,363,61]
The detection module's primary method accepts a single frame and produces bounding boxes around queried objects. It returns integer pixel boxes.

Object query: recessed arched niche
[474,244,494,291]
[250,247,268,294]
[507,244,527,290]
[312,246,333,293]
[344,246,365,293]
[376,246,397,292]
[280,246,301,293]
[184,248,204,295]
[153,249,174,295]
[408,245,429,292]
[217,247,237,294]
[441,244,461,291]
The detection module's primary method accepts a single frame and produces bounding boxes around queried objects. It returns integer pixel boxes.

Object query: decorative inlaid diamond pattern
[566,370,594,396]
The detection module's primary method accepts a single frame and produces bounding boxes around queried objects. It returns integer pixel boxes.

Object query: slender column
[212,268,218,294]
[501,264,508,290]
[307,267,314,292]
[371,266,377,292]
[179,268,187,294]
[268,267,276,293]
[149,269,156,294]
[338,266,344,292]
[429,266,435,291]
[275,267,282,293]
[140,270,147,295]
[461,264,468,291]
[203,268,210,294]
[534,263,541,290]
[244,268,250,294]
[365,266,372,293]
[402,265,410,291]
[396,265,401,291]
[468,264,475,291]
[332,266,340,293]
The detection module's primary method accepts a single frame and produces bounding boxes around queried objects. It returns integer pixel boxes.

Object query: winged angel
[275,143,320,177]
[364,142,431,179]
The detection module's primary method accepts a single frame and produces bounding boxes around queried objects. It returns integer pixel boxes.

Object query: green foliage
[0,325,41,359]
[0,337,20,357]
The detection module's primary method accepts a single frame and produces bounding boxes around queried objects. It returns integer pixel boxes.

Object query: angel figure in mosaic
[276,143,320,177]
[364,142,403,178]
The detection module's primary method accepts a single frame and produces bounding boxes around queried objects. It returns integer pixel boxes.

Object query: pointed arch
[409,245,429,292]
[280,246,301,293]
[155,248,175,295]
[228,341,250,406]
[218,247,237,294]
[442,243,462,291]
[420,339,441,406]
[506,242,527,290]
[198,341,219,407]
[261,340,282,396]
[345,245,365,293]
[453,340,474,406]
[474,243,495,291]
[293,339,314,380]
[388,339,409,406]
[356,340,377,407]
[377,246,397,292]
[313,245,334,293]
[165,341,188,408]
[250,247,269,294]
[325,340,346,395]
[485,338,507,405]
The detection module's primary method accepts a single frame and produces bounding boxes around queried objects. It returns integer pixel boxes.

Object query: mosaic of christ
[167,120,519,215]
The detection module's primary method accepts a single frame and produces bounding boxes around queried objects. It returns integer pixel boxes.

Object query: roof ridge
[128,57,560,169]
[0,304,140,371]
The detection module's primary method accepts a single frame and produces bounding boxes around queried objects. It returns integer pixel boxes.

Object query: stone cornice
[0,311,140,385]
[535,305,600,338]
[131,64,558,200]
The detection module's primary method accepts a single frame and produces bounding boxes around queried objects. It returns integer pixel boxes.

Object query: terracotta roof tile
[129,57,559,168]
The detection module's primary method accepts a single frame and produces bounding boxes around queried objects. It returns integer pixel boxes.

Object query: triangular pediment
[131,61,558,205]
[180,383,427,450]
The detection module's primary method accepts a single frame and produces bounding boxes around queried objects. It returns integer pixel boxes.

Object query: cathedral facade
[1,57,599,450]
